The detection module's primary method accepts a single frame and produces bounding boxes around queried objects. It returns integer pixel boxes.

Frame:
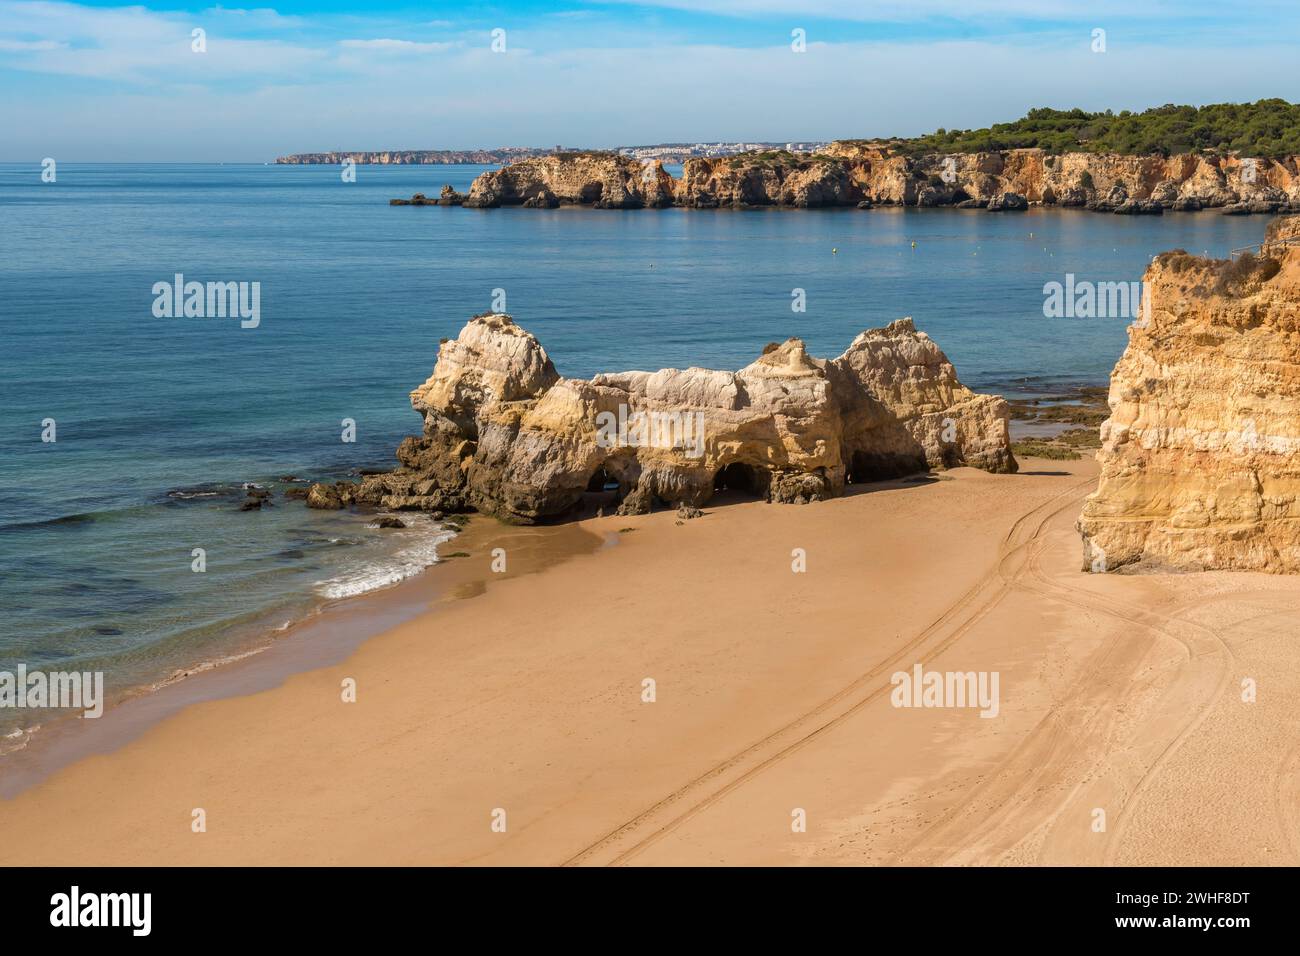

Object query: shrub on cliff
[878,99,1300,159]
[1214,252,1282,296]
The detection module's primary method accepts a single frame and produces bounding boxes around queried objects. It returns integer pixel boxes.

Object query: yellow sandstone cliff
[457,146,1300,212]
[1078,216,1300,572]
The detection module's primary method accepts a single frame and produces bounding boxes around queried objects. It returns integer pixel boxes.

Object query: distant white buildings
[617,141,830,160]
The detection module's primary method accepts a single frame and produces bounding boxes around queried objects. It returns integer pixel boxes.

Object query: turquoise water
[0,162,1269,736]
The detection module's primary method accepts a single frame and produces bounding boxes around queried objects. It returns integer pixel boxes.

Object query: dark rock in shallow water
[284,487,309,500]
[1114,200,1163,215]
[376,517,407,528]
[239,486,272,510]
[986,192,1027,211]
[391,192,439,206]
[522,189,559,209]
[306,482,347,509]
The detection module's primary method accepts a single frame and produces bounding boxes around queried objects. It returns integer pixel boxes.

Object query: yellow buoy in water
[832,247,838,254]
[910,241,917,249]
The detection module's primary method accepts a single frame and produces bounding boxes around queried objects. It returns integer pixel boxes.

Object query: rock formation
[464,152,675,208]
[674,153,861,208]
[1078,215,1300,572]
[312,313,1016,523]
[390,186,464,206]
[443,147,1300,213]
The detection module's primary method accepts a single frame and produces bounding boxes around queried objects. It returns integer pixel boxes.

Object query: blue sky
[2,1,1298,161]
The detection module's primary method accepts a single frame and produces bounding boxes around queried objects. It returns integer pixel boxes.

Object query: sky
[2,0,1299,161]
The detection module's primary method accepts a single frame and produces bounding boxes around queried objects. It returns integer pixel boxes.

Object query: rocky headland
[409,146,1300,213]
[1078,215,1300,572]
[307,313,1016,523]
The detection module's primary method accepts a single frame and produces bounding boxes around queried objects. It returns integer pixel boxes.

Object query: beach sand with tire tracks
[2,456,1298,866]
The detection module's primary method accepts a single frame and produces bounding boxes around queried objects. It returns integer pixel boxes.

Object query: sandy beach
[1,455,1296,866]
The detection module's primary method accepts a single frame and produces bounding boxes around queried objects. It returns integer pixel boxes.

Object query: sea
[0,161,1270,740]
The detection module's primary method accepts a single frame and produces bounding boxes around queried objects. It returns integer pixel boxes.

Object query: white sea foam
[0,724,40,757]
[312,515,458,600]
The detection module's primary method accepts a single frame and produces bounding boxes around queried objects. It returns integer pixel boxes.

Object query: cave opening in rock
[586,466,618,493]
[951,188,971,203]
[713,462,765,497]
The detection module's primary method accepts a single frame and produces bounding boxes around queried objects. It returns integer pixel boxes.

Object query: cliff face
[323,314,1015,523]
[453,147,1300,212]
[675,155,862,207]
[464,153,675,208]
[1078,215,1300,572]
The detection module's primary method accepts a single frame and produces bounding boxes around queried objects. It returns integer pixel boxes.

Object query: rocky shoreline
[390,146,1300,214]
[304,313,1016,524]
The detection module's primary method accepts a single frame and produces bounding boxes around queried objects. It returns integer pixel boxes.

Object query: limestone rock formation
[450,147,1300,213]
[1078,215,1300,572]
[464,152,674,208]
[345,313,1016,523]
[675,153,861,208]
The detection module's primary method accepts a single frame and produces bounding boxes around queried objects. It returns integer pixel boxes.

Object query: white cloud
[0,37,65,51]
[586,0,1269,20]
[1,0,1297,160]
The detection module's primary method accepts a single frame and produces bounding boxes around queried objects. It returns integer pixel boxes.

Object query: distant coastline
[275,147,553,165]
[274,141,827,165]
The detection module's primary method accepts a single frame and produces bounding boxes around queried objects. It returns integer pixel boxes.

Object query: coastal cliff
[1078,215,1300,572]
[463,152,675,208]
[447,146,1300,212]
[310,313,1015,523]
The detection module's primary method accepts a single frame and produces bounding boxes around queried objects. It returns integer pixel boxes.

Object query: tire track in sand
[562,477,1096,867]
[890,507,1234,865]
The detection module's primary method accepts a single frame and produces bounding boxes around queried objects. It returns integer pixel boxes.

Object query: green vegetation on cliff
[866,100,1300,159]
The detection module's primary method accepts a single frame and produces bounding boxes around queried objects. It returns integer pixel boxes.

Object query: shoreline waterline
[0,514,607,798]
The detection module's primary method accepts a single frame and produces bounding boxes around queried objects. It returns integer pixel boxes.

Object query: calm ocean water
[0,162,1269,738]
